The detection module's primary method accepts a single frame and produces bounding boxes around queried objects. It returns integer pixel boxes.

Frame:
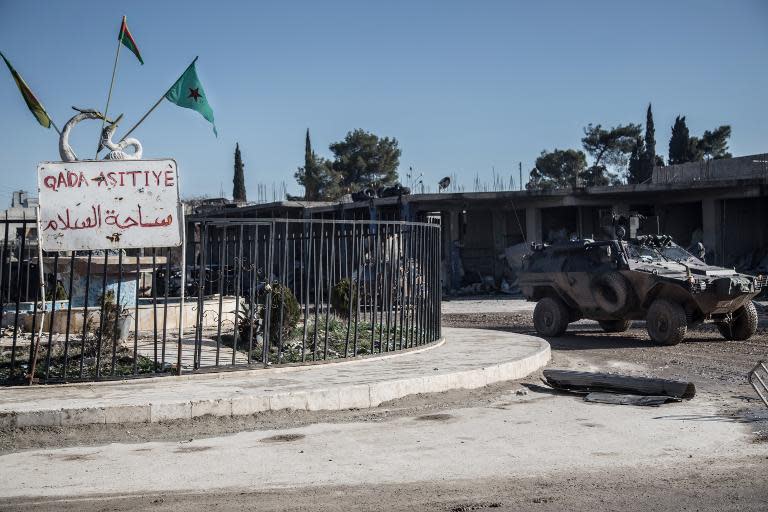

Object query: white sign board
[37,159,182,251]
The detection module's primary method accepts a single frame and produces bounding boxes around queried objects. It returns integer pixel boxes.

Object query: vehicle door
[561,244,615,311]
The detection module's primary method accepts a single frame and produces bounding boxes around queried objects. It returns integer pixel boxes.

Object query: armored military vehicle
[518,235,764,345]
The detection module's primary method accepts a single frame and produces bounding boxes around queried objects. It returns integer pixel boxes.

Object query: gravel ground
[443,311,768,441]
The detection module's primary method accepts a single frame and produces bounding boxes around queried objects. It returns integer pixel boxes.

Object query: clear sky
[1,0,767,200]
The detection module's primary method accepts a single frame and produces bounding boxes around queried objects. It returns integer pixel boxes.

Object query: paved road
[2,381,765,508]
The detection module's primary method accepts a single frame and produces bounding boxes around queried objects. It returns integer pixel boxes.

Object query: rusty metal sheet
[37,159,182,251]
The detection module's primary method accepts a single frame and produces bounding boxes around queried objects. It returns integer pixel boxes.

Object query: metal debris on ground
[748,360,768,407]
[542,369,696,405]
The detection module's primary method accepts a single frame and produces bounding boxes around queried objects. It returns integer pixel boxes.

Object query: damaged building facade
[191,153,768,295]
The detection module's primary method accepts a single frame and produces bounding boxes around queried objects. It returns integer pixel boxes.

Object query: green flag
[165,57,217,136]
[0,50,53,129]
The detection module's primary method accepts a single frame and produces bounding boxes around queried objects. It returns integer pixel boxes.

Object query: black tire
[717,302,758,341]
[598,319,632,333]
[646,299,687,346]
[592,272,631,315]
[533,297,570,337]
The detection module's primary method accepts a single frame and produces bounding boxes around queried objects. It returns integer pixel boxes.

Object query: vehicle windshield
[660,242,704,265]
[624,242,667,262]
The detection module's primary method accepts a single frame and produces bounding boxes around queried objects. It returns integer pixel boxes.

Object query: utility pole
[519,162,523,191]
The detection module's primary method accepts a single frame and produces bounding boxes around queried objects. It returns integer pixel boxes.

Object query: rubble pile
[448,242,531,297]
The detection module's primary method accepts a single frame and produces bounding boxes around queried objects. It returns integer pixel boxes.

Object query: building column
[399,200,412,222]
[446,209,462,290]
[525,207,542,244]
[491,210,507,280]
[701,198,722,265]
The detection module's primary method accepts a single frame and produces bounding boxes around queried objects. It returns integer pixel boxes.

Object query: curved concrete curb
[0,328,550,428]
[30,337,447,390]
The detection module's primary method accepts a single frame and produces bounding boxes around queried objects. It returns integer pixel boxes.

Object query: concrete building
[190,153,768,292]
[0,190,38,242]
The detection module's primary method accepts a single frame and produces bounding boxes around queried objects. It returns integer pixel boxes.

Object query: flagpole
[117,93,165,142]
[49,119,62,137]
[95,15,125,159]
[117,57,198,143]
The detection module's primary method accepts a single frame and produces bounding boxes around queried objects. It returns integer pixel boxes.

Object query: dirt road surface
[2,299,767,511]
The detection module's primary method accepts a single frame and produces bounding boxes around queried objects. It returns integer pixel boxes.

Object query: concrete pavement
[1,385,762,499]
[441,297,536,315]
[0,327,550,428]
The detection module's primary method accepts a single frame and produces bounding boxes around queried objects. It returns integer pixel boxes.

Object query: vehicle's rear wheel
[717,301,758,341]
[646,299,687,346]
[592,272,631,315]
[598,319,632,333]
[533,297,570,337]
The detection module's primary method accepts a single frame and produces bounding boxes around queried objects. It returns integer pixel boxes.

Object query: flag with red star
[164,57,217,136]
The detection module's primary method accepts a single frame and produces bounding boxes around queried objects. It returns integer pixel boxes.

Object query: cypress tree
[644,104,656,162]
[233,143,246,203]
[668,116,690,165]
[303,129,318,200]
[637,103,656,182]
[627,137,645,184]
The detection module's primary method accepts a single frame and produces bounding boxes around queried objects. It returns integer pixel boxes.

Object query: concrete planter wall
[1,296,237,335]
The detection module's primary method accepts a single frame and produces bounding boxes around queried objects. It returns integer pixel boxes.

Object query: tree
[526,149,587,189]
[698,125,732,160]
[686,136,705,162]
[580,165,614,187]
[627,136,647,184]
[294,129,342,201]
[581,123,642,183]
[669,117,732,164]
[668,116,690,165]
[329,129,401,191]
[298,129,320,200]
[233,143,246,203]
[640,103,656,179]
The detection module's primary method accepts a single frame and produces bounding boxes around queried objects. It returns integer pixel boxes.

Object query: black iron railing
[0,217,441,384]
[191,218,442,368]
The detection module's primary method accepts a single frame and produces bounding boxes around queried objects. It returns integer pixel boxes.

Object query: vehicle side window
[564,246,616,272]
[563,251,591,272]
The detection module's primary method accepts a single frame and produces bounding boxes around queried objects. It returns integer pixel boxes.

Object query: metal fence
[0,217,441,384]
[190,218,442,368]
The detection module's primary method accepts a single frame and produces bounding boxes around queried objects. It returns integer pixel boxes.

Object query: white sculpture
[58,107,143,162]
[58,107,105,162]
[99,113,143,160]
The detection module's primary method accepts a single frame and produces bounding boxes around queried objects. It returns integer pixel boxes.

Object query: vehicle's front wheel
[717,302,758,341]
[598,319,631,333]
[533,297,570,337]
[646,299,687,346]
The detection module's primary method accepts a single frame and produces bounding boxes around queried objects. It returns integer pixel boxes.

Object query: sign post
[35,159,185,378]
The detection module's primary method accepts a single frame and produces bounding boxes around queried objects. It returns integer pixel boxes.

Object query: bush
[330,278,357,318]
[236,301,261,344]
[262,282,301,343]
[76,290,130,365]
